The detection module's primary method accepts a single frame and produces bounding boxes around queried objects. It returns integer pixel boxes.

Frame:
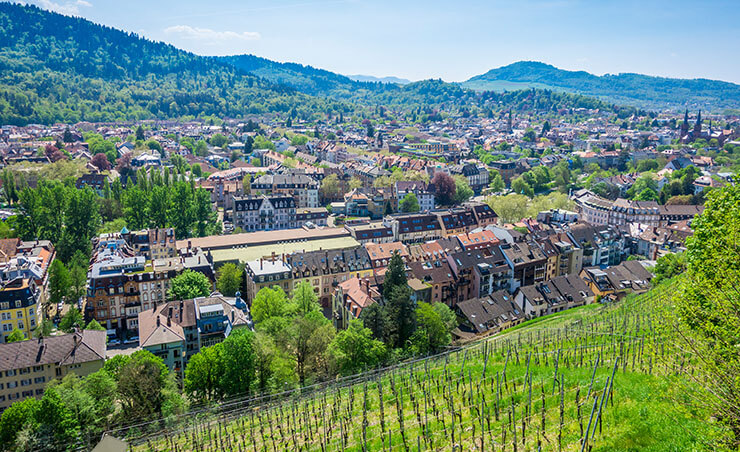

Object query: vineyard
[108,278,726,451]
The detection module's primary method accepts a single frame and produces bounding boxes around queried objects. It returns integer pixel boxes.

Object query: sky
[16,0,740,84]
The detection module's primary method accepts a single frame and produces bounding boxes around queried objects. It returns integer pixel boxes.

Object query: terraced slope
[110,279,726,451]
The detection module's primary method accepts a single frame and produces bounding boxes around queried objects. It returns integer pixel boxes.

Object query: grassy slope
[119,279,726,451]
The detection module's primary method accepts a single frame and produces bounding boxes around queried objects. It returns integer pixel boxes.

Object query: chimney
[167,316,171,327]
[188,240,192,249]
[260,258,263,270]
[271,251,276,262]
[156,316,160,326]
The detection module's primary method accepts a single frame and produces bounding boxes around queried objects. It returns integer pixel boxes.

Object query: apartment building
[244,255,293,303]
[251,172,320,208]
[138,295,250,377]
[0,330,106,411]
[231,195,298,232]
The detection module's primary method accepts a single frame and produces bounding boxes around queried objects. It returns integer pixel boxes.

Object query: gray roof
[0,330,106,372]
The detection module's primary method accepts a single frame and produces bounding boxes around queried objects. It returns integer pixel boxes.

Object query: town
[0,1,738,450]
[0,105,734,412]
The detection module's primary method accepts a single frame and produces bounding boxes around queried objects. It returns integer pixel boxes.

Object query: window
[7,381,17,388]
[16,311,22,319]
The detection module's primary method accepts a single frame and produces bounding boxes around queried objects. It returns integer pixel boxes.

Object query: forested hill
[0,4,629,125]
[464,61,740,111]
[0,3,339,125]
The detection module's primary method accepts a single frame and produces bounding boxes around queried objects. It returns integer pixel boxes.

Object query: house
[394,181,435,212]
[579,260,652,299]
[332,276,381,330]
[244,254,292,303]
[0,329,106,411]
[456,290,524,336]
[138,295,250,377]
[231,195,298,232]
[514,274,594,318]
[384,212,443,243]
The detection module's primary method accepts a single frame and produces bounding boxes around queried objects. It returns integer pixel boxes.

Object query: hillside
[0,3,341,125]
[464,61,740,110]
[108,279,728,451]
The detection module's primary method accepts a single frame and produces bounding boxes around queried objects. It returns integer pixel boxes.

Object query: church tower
[507,110,513,133]
[693,110,702,136]
[680,109,689,137]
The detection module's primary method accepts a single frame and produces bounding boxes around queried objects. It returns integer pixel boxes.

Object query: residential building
[332,276,381,330]
[579,261,652,299]
[231,195,298,232]
[244,255,293,303]
[138,295,250,377]
[514,274,594,319]
[394,181,435,212]
[251,172,320,208]
[456,290,524,336]
[0,330,106,411]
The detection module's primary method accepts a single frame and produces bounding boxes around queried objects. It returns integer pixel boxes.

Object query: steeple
[693,110,702,135]
[680,109,689,136]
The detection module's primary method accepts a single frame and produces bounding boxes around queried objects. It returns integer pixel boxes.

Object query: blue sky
[18,0,740,83]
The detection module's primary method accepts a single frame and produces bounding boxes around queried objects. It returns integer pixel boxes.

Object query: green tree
[285,310,334,385]
[349,178,363,190]
[677,182,740,444]
[383,252,407,300]
[453,175,474,204]
[489,170,505,192]
[511,176,534,197]
[387,285,416,349]
[59,308,84,333]
[328,319,386,376]
[319,174,341,200]
[194,140,208,157]
[400,193,420,213]
[36,387,79,446]
[359,302,389,342]
[292,281,319,317]
[116,350,179,420]
[410,302,450,354]
[251,286,289,323]
[168,270,212,300]
[220,329,256,397]
[216,263,243,297]
[184,343,225,402]
[135,125,145,141]
[48,260,69,310]
[85,319,105,331]
[0,397,40,445]
[6,328,25,342]
[209,133,228,148]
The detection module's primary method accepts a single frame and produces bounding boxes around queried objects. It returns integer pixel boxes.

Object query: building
[394,181,435,212]
[0,330,106,411]
[244,255,293,303]
[499,242,547,291]
[456,290,524,336]
[287,247,373,307]
[122,228,177,261]
[579,261,652,299]
[436,209,479,237]
[86,232,213,336]
[514,274,594,319]
[384,213,443,243]
[231,195,298,232]
[0,279,41,343]
[251,172,320,208]
[332,276,381,330]
[137,295,250,377]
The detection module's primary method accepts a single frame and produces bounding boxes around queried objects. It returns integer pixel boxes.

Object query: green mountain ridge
[464,61,740,110]
[0,4,631,126]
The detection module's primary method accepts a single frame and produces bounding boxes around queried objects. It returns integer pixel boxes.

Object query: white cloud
[164,25,261,44]
[22,0,92,16]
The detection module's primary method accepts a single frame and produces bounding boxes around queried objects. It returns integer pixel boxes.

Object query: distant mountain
[347,75,411,85]
[464,61,740,111]
[0,4,631,125]
[217,54,362,95]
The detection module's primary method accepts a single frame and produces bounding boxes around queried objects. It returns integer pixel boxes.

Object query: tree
[91,153,111,171]
[410,302,451,354]
[349,178,363,190]
[0,397,40,445]
[194,140,208,157]
[36,387,79,446]
[6,328,25,343]
[511,176,534,197]
[431,172,456,206]
[168,270,211,300]
[84,319,105,331]
[285,310,334,385]
[432,302,458,332]
[116,350,178,420]
[386,285,416,349]
[328,320,386,376]
[59,308,84,333]
[292,281,319,317]
[677,182,740,446]
[209,133,228,148]
[251,286,289,323]
[489,170,505,192]
[359,302,388,342]
[220,329,256,397]
[319,174,341,200]
[216,263,243,297]
[453,175,474,204]
[67,263,87,305]
[48,259,70,309]
[383,252,407,300]
[135,125,145,141]
[184,343,224,402]
[400,193,420,213]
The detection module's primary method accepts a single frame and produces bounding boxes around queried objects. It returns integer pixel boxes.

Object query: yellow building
[0,329,106,410]
[0,279,40,343]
